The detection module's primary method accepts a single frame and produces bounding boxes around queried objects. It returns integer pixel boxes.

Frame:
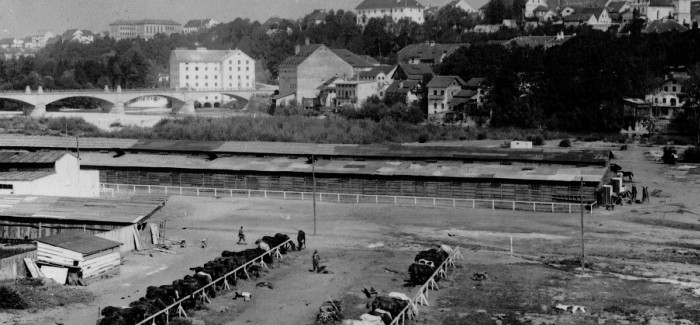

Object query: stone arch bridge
[0,87,274,116]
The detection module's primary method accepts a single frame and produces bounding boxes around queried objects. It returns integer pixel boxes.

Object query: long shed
[36,232,121,283]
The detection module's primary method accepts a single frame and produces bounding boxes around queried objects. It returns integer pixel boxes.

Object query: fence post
[301,192,304,200]
[214,189,217,197]
[376,195,378,204]
[165,187,168,195]
[230,189,233,197]
[248,190,251,198]
[337,194,340,203]
[433,198,436,206]
[148,186,151,194]
[569,204,572,213]
[180,187,182,195]
[264,190,267,199]
[116,184,119,192]
[472,199,475,209]
[284,192,286,200]
[133,185,136,193]
[453,199,456,208]
[197,188,199,196]
[512,201,515,211]
[394,196,397,205]
[492,200,494,210]
[414,197,417,205]
[533,202,536,212]
[357,194,359,203]
[551,203,554,213]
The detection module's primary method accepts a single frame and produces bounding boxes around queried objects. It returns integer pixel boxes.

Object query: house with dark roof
[391,64,435,81]
[0,151,99,197]
[385,79,423,105]
[630,0,674,21]
[183,19,219,34]
[643,18,689,33]
[397,42,467,66]
[0,38,13,49]
[331,49,376,73]
[277,44,355,105]
[355,0,426,26]
[426,76,467,118]
[303,10,329,28]
[563,7,612,28]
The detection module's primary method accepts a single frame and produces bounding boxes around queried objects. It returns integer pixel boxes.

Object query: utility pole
[75,135,80,160]
[312,154,317,236]
[580,177,585,274]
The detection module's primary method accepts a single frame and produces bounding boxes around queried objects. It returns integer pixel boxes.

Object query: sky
[0,0,453,39]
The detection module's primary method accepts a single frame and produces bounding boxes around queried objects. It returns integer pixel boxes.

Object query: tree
[485,0,509,24]
[676,63,700,142]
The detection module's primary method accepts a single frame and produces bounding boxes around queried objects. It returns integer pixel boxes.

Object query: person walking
[312,250,320,272]
[238,226,246,244]
[297,230,306,250]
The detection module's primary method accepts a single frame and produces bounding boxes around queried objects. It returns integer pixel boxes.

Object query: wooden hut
[35,232,121,284]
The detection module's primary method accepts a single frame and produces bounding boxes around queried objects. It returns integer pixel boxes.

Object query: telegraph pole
[312,154,317,235]
[580,177,585,274]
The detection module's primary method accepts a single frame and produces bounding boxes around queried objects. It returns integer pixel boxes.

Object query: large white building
[169,48,256,91]
[355,0,426,26]
[109,19,182,40]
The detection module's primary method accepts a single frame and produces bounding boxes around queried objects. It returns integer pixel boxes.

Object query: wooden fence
[390,247,464,325]
[0,250,37,281]
[132,238,292,325]
[102,183,596,214]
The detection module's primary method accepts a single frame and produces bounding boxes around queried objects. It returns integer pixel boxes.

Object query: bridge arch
[42,95,116,112]
[121,93,186,106]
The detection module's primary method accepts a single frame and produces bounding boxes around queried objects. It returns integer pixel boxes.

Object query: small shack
[36,232,121,285]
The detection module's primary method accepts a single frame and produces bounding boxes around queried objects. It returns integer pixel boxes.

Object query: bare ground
[1,143,700,325]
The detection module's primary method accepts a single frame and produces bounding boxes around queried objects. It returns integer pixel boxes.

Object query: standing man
[312,249,320,272]
[297,230,306,250]
[238,226,246,244]
[631,185,637,202]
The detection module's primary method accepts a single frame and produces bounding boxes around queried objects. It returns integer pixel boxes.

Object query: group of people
[236,226,321,271]
[630,185,650,203]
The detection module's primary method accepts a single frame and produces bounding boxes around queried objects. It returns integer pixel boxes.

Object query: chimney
[295,44,300,55]
[305,37,310,45]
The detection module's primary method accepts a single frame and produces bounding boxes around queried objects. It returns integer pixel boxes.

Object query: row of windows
[185,66,250,72]
[358,8,419,14]
[185,75,250,80]
[185,82,251,88]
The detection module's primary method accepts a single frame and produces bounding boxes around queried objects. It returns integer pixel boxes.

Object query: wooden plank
[149,223,159,245]
[24,258,45,278]
[132,225,142,251]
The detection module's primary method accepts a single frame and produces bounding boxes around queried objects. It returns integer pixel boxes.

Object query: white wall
[10,154,100,197]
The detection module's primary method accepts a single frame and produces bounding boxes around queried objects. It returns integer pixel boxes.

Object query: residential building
[0,38,13,50]
[317,77,346,107]
[673,0,692,24]
[109,19,182,40]
[397,42,466,66]
[606,1,630,22]
[169,47,256,91]
[645,77,686,120]
[303,10,329,28]
[359,65,396,98]
[526,0,550,17]
[277,44,355,105]
[630,0,674,21]
[621,98,654,135]
[391,64,435,81]
[533,6,557,20]
[693,1,700,24]
[355,0,425,26]
[385,79,423,105]
[426,75,466,118]
[335,80,382,108]
[182,19,219,34]
[563,7,612,27]
[643,17,689,32]
[448,0,480,12]
[62,29,95,44]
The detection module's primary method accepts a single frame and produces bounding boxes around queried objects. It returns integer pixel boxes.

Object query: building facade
[335,80,381,108]
[277,44,354,105]
[427,76,466,118]
[169,48,256,91]
[109,19,182,40]
[182,19,219,34]
[355,0,425,26]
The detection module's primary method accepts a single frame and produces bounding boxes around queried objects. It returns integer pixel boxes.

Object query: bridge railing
[133,238,292,325]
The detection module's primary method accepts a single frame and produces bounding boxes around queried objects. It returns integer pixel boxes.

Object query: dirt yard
[2,143,700,325]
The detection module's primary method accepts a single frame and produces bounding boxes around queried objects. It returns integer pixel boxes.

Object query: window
[185,67,188,71]
[205,83,208,87]
[205,76,208,79]
[238,60,241,64]
[186,75,189,79]
[246,67,249,71]
[433,103,437,109]
[229,67,232,71]
[664,86,668,91]
[433,90,437,95]
[195,75,199,79]
[663,98,666,104]
[0,184,13,189]
[229,60,232,64]
[441,90,445,95]
[238,67,241,71]
[229,76,232,79]
[195,67,199,71]
[238,76,241,79]
[215,75,218,79]
[672,86,676,92]
[246,76,249,79]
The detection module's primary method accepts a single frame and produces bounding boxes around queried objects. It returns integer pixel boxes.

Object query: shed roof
[606,1,627,13]
[36,232,120,255]
[0,195,166,224]
[356,0,425,10]
[0,171,54,181]
[0,151,68,164]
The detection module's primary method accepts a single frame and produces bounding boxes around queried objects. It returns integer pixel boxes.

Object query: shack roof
[0,151,68,164]
[79,152,607,183]
[0,135,609,165]
[0,195,166,224]
[36,232,120,255]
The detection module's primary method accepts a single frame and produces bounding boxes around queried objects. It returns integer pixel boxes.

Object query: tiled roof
[279,44,324,67]
[0,151,67,164]
[396,63,435,80]
[504,35,573,47]
[359,65,395,78]
[426,75,466,88]
[386,80,421,93]
[606,1,627,13]
[563,13,595,21]
[534,5,549,12]
[398,43,467,63]
[359,55,380,65]
[649,0,673,6]
[454,89,477,98]
[331,49,374,68]
[356,0,425,10]
[466,77,486,88]
[36,232,121,255]
[171,49,251,63]
[644,19,689,33]
[109,19,181,26]
[184,19,213,28]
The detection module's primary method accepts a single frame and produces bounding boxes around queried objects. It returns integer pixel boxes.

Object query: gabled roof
[606,1,627,13]
[564,12,595,21]
[306,10,329,21]
[644,19,689,33]
[454,89,478,98]
[356,0,425,10]
[171,49,252,63]
[264,17,286,27]
[649,0,673,6]
[36,232,121,255]
[534,5,550,12]
[331,49,374,68]
[386,80,421,93]
[184,19,213,28]
[466,77,486,88]
[426,75,466,88]
[546,0,607,10]
[279,44,324,67]
[398,43,467,63]
[0,151,68,164]
[580,7,607,19]
[395,63,435,80]
[360,65,396,78]
[359,55,381,65]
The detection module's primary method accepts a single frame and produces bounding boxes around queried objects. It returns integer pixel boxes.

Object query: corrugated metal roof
[0,151,67,164]
[0,195,166,224]
[79,152,607,183]
[36,232,120,256]
[0,171,54,181]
